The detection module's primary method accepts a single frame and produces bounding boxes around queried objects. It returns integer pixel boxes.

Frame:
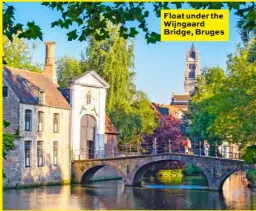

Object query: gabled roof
[4,66,70,110]
[172,94,191,101]
[72,71,110,88]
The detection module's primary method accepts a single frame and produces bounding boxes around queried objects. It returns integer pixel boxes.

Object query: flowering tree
[142,115,183,153]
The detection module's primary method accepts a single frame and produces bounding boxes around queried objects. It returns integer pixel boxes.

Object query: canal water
[3,171,256,210]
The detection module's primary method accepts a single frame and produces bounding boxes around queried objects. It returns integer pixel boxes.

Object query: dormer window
[39,91,45,105]
[87,90,91,105]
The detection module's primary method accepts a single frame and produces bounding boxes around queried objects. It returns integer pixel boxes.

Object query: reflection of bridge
[71,152,253,191]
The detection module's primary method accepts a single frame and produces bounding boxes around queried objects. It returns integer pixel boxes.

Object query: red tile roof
[105,115,118,135]
[172,94,191,101]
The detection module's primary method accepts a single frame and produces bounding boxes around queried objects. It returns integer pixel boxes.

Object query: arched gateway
[80,114,96,159]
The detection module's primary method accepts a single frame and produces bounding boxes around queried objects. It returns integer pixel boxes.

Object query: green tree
[132,91,158,139]
[3,121,19,178]
[81,24,135,113]
[42,2,255,44]
[56,55,83,87]
[189,67,226,143]
[3,35,41,72]
[109,92,158,144]
[4,2,255,44]
[209,41,256,147]
[190,39,256,147]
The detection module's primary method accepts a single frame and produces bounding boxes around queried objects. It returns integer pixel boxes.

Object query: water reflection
[4,171,256,210]
[223,171,256,210]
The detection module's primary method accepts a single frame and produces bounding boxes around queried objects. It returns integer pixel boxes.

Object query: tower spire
[190,43,195,52]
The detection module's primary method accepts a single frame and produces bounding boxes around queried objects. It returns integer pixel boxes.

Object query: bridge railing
[72,140,242,161]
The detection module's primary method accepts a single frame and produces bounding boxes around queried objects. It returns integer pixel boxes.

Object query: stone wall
[3,79,20,134]
[105,134,118,158]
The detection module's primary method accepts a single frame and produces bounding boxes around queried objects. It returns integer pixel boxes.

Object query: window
[3,86,8,97]
[53,141,58,166]
[38,91,45,104]
[189,70,195,79]
[38,111,44,132]
[190,51,195,59]
[25,141,31,167]
[25,109,32,131]
[53,113,59,133]
[87,90,91,105]
[37,141,44,167]
[189,64,196,69]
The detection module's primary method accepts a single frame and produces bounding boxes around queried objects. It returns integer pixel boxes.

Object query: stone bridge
[71,153,252,191]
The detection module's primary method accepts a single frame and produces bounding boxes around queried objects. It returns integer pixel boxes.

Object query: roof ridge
[4,66,43,75]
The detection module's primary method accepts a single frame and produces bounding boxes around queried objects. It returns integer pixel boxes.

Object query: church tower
[184,44,200,94]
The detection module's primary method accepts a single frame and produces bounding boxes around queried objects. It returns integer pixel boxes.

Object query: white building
[68,71,110,160]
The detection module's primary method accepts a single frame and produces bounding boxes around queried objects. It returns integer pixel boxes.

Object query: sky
[10,2,242,104]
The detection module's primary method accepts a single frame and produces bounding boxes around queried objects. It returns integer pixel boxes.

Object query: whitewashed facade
[70,72,110,160]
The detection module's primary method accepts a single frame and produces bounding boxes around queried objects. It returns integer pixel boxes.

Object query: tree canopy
[3,35,41,72]
[42,2,255,44]
[3,2,255,44]
[189,39,256,147]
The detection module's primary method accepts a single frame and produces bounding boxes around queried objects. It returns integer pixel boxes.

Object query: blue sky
[10,2,242,104]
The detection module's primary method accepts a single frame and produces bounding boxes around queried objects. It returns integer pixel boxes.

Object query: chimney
[44,41,58,86]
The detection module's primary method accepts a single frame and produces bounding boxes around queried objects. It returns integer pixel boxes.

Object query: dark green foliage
[182,164,202,175]
[246,169,256,184]
[3,121,19,178]
[189,40,256,147]
[3,3,43,42]
[42,2,255,44]
[242,145,256,164]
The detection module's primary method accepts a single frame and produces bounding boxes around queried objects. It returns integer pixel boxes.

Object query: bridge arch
[126,155,247,191]
[218,168,242,190]
[127,158,210,187]
[80,164,127,184]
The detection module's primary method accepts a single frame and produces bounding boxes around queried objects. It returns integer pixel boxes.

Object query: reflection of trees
[131,186,225,210]
[4,173,256,209]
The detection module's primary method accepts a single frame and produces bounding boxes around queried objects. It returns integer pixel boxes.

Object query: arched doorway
[80,115,96,159]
